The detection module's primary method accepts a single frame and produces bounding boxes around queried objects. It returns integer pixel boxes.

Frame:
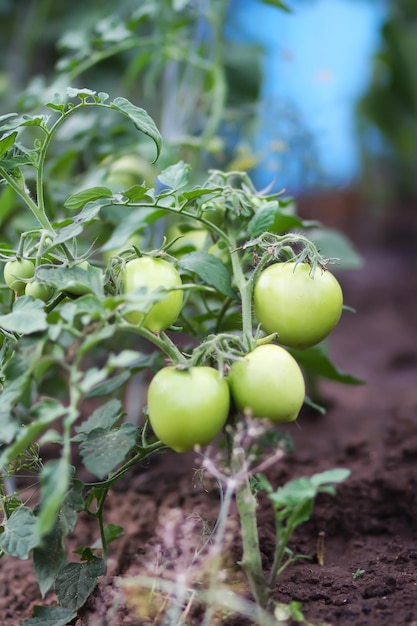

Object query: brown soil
[1,215,417,626]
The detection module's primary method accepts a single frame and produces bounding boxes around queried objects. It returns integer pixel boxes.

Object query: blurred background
[0,0,415,245]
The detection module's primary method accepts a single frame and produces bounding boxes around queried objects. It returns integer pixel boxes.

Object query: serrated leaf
[75,399,123,434]
[248,203,303,236]
[0,296,47,334]
[55,557,106,611]
[21,606,76,626]
[79,423,137,479]
[111,97,162,162]
[158,161,190,190]
[64,186,113,211]
[0,131,17,158]
[179,251,236,298]
[0,507,40,558]
[37,458,71,537]
[289,345,364,385]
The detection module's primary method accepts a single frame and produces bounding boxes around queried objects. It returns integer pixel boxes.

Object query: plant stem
[232,448,270,609]
[228,232,255,351]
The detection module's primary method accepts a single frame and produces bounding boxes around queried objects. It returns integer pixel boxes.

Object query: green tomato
[228,344,305,424]
[147,366,230,452]
[25,280,54,301]
[122,256,183,332]
[254,262,343,350]
[4,259,35,293]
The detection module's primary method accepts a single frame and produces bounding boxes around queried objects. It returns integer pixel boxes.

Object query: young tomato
[4,259,35,293]
[25,280,54,301]
[122,256,183,332]
[228,344,305,424]
[253,262,343,350]
[147,366,230,452]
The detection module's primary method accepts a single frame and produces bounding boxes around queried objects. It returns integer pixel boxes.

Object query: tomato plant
[0,85,360,625]
[147,366,230,452]
[254,261,344,349]
[122,256,183,332]
[228,344,305,423]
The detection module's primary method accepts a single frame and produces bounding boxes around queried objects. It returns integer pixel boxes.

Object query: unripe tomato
[4,259,35,293]
[254,262,343,350]
[122,256,183,332]
[25,280,54,301]
[147,366,230,452]
[228,344,305,424]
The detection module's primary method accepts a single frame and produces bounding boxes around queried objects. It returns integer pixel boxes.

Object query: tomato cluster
[3,243,343,455]
[141,259,343,452]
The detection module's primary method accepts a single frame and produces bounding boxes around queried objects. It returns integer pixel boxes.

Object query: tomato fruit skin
[254,262,343,350]
[122,256,183,332]
[147,366,230,452]
[228,344,305,423]
[4,259,35,293]
[25,280,54,301]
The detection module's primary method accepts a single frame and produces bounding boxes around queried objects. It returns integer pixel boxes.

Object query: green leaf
[179,251,236,298]
[55,557,106,611]
[79,423,137,479]
[84,370,131,398]
[110,97,162,162]
[271,477,316,508]
[0,131,17,159]
[37,458,71,537]
[75,399,123,435]
[0,507,40,559]
[64,186,113,211]
[158,161,190,190]
[104,523,124,545]
[248,202,303,236]
[121,185,154,202]
[289,345,364,385]
[33,483,83,597]
[36,265,104,297]
[310,468,351,488]
[21,606,76,626]
[33,521,67,598]
[0,296,48,334]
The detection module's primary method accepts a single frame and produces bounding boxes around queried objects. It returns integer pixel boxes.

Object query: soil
[1,212,417,626]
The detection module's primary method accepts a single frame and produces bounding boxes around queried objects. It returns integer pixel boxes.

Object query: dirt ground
[1,210,417,626]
